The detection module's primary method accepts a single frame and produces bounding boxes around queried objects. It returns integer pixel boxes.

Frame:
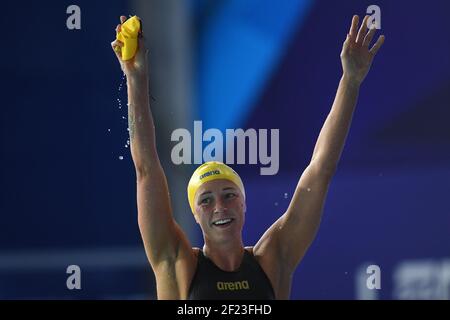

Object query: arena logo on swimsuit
[171,121,279,175]
[216,280,250,291]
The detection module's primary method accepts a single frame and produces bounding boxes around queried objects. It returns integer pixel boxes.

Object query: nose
[213,198,227,214]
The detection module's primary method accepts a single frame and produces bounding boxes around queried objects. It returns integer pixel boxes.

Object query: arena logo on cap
[171,121,279,175]
[199,170,221,180]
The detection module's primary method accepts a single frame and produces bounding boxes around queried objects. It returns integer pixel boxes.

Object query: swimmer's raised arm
[310,15,384,168]
[111,17,155,170]
[111,16,195,298]
[254,15,384,281]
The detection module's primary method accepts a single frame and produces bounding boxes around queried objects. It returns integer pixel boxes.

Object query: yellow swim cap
[116,16,141,61]
[187,161,245,213]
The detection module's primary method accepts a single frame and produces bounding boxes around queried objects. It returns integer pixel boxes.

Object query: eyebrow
[199,187,236,197]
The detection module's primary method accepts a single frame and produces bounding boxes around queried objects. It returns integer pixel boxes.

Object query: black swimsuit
[188,250,275,300]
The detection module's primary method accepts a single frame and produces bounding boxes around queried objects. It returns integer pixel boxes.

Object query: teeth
[213,218,232,225]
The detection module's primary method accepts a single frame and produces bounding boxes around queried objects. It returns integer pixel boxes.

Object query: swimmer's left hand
[340,15,385,85]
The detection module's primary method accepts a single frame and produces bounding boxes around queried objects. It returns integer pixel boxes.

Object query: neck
[203,238,245,272]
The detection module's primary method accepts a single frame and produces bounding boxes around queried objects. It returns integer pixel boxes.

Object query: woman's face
[193,179,246,244]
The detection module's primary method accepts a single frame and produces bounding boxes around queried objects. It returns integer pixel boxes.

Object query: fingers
[112,15,145,63]
[369,35,385,56]
[111,39,124,59]
[112,16,127,61]
[363,26,376,47]
[346,14,384,56]
[118,15,143,37]
[348,15,359,42]
[112,39,124,48]
[356,15,369,45]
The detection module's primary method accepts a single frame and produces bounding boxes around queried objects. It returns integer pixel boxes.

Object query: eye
[225,192,236,199]
[200,197,211,205]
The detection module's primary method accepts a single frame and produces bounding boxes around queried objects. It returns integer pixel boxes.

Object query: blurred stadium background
[0,0,449,299]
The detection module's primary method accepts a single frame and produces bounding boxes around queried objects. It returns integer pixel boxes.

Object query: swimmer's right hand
[111,15,149,81]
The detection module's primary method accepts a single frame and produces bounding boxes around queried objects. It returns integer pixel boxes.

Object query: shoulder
[246,245,289,299]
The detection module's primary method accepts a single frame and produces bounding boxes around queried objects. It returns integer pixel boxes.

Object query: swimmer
[111,14,384,299]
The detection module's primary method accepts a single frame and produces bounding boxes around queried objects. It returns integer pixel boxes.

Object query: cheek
[198,206,210,215]
[194,206,208,222]
[231,198,245,213]
[196,207,212,223]
[196,204,205,214]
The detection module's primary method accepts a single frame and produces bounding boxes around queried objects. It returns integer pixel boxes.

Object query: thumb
[341,34,350,55]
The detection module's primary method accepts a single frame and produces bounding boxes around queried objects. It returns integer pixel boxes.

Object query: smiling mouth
[212,218,234,227]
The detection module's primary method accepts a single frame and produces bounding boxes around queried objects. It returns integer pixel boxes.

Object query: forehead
[196,179,238,196]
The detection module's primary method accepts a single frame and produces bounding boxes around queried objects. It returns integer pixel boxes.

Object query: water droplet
[284,193,288,199]
[107,128,111,132]
[118,156,124,160]
[125,145,128,148]
[274,202,278,206]
[127,128,130,131]
[126,140,130,145]
[122,116,126,120]
[344,271,348,275]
